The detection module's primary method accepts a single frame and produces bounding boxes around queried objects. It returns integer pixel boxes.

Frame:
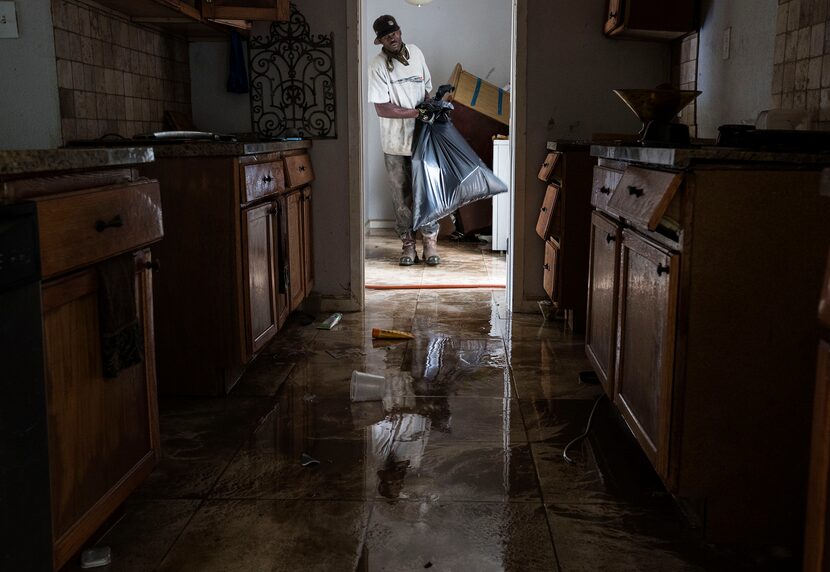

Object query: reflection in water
[368,413,431,500]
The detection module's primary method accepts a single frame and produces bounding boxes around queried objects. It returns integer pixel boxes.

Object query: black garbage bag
[410,106,507,232]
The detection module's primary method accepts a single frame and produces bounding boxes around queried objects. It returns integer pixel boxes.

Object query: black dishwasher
[0,201,52,570]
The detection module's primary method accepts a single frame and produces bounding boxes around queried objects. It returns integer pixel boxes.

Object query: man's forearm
[374,102,419,119]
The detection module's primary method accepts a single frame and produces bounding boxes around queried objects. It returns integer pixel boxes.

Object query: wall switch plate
[722,26,731,60]
[0,2,19,39]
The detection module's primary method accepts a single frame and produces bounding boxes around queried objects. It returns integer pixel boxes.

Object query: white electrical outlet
[0,1,19,39]
[722,26,731,60]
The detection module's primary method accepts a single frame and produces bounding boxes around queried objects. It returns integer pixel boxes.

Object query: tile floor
[61,237,789,571]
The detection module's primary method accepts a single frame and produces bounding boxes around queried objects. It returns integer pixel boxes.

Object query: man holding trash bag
[368,14,441,266]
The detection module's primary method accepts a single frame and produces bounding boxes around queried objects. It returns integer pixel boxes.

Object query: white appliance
[491,138,511,251]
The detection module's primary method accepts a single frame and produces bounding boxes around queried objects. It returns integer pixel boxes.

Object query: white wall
[696,0,777,138]
[0,1,62,149]
[362,0,513,225]
[189,41,252,133]
[517,0,670,302]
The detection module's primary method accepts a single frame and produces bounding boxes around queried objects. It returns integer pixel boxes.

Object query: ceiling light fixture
[405,0,433,6]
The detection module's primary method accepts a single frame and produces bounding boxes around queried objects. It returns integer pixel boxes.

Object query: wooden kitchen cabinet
[302,186,314,296]
[536,144,595,332]
[586,152,830,549]
[142,141,313,395]
[585,211,621,396]
[804,250,830,571]
[2,164,164,571]
[604,0,697,40]
[200,0,289,21]
[614,229,678,477]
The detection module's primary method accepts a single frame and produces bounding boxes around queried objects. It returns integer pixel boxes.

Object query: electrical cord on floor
[562,393,606,464]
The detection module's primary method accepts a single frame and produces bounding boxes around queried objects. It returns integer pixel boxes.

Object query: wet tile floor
[62,239,793,571]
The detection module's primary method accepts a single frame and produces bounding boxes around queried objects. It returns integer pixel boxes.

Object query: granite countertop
[0,147,154,177]
[150,139,311,158]
[590,144,830,169]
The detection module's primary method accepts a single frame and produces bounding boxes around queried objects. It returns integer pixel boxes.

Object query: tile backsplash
[671,32,699,137]
[773,0,830,128]
[51,0,192,142]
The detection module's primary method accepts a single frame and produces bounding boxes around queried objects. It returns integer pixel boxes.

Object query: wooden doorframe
[349,0,527,313]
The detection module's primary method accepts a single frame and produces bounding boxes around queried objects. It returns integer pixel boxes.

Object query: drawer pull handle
[542,162,549,168]
[540,206,547,212]
[299,165,306,172]
[599,186,611,195]
[145,260,161,272]
[628,186,644,198]
[605,233,615,243]
[268,206,277,215]
[263,175,273,183]
[95,215,123,232]
[544,263,550,270]
[657,263,670,276]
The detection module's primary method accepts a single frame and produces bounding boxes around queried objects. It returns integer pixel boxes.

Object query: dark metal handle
[298,165,306,172]
[628,186,644,198]
[544,263,550,270]
[540,206,547,212]
[609,11,616,18]
[599,186,611,195]
[263,175,273,183]
[606,233,615,243]
[657,263,670,276]
[268,205,277,214]
[95,214,123,232]
[145,260,161,272]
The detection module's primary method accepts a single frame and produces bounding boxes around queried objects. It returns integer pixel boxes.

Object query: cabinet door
[301,186,314,296]
[805,340,830,572]
[614,230,679,477]
[286,190,305,311]
[275,197,291,328]
[42,250,159,569]
[585,212,621,396]
[201,0,289,21]
[242,202,279,356]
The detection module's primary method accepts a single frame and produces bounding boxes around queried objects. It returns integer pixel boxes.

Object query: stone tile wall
[772,0,830,128]
[671,32,699,137]
[51,0,192,142]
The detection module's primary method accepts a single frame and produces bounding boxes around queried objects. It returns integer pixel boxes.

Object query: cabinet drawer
[243,160,284,203]
[607,167,683,231]
[535,184,560,240]
[537,152,560,182]
[543,238,560,302]
[592,165,623,210]
[284,153,315,188]
[37,180,163,279]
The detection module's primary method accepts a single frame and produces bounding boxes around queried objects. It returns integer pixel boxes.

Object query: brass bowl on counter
[613,88,701,124]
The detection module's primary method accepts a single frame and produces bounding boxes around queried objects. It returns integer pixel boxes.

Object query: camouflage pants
[383,153,439,239]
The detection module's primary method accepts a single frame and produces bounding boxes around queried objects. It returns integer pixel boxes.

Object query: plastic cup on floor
[350,371,386,402]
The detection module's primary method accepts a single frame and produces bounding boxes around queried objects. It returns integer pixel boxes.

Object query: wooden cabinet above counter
[87,0,289,39]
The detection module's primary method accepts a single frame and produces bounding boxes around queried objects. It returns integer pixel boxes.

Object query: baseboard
[365,219,396,230]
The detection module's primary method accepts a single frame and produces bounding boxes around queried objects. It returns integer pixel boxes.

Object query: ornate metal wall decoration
[249,4,337,139]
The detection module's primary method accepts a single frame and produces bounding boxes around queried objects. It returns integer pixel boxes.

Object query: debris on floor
[300,453,320,467]
[317,313,342,330]
[371,327,415,340]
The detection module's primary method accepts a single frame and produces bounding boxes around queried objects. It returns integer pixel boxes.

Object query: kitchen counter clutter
[141,140,314,396]
[584,144,830,549]
[3,157,163,570]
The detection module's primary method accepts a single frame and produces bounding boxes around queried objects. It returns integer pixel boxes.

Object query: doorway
[357,0,516,305]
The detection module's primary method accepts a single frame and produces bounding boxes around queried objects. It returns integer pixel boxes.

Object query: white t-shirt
[367,44,432,156]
